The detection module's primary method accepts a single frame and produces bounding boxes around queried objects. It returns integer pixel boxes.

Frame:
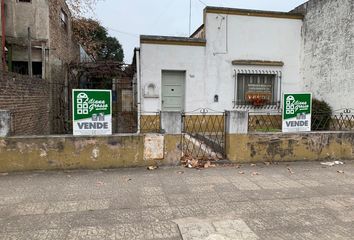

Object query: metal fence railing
[113,111,137,134]
[248,113,282,132]
[312,113,354,131]
[139,112,161,133]
[248,112,354,132]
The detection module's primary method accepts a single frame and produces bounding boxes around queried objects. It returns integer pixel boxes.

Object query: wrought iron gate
[181,108,227,161]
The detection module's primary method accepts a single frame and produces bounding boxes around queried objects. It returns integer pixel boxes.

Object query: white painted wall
[205,13,303,111]
[139,12,303,113]
[140,44,206,112]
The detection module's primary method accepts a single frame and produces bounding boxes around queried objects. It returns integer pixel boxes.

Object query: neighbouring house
[136,0,354,115]
[292,0,354,112]
[0,0,79,78]
[0,0,81,133]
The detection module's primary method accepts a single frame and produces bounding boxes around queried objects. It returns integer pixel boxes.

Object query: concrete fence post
[226,110,249,134]
[160,111,182,134]
[0,110,11,137]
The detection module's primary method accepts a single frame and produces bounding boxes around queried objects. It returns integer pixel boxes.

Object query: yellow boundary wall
[0,134,181,173]
[226,132,354,163]
[1,132,354,172]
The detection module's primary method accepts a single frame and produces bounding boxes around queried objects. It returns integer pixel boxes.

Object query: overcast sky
[94,0,308,63]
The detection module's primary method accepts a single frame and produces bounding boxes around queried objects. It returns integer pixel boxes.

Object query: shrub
[311,99,332,131]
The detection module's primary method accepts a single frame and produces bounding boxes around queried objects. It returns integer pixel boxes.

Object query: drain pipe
[135,48,141,133]
[233,69,237,109]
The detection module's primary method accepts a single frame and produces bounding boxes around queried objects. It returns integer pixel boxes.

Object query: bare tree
[66,0,102,17]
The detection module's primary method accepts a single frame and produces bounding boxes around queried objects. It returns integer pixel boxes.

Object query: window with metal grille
[236,74,277,106]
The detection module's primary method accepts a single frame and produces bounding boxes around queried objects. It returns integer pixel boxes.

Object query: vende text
[77,122,109,129]
[286,120,309,127]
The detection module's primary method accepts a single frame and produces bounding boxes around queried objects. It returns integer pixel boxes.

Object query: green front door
[162,71,185,112]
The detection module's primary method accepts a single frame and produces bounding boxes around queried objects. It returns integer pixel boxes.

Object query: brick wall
[49,0,79,65]
[293,0,354,111]
[0,71,51,135]
[48,0,80,134]
[0,0,80,135]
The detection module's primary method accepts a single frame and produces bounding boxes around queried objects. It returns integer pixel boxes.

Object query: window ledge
[232,60,284,67]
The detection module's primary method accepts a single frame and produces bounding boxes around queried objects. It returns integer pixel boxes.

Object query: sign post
[73,89,112,136]
[282,93,312,133]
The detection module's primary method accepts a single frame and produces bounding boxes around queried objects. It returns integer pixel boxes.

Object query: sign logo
[285,95,295,115]
[282,93,312,133]
[73,90,112,136]
[77,93,89,115]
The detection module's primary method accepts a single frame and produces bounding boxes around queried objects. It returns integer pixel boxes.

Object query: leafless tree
[66,0,103,17]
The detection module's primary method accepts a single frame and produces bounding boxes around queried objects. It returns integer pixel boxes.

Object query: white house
[136,7,303,114]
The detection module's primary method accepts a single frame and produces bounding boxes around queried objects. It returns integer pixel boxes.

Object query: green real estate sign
[72,89,112,136]
[282,93,312,133]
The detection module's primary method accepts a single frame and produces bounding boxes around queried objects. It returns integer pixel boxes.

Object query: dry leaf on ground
[191,159,199,168]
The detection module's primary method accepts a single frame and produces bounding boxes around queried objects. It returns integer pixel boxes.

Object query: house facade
[137,7,303,114]
[137,0,354,114]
